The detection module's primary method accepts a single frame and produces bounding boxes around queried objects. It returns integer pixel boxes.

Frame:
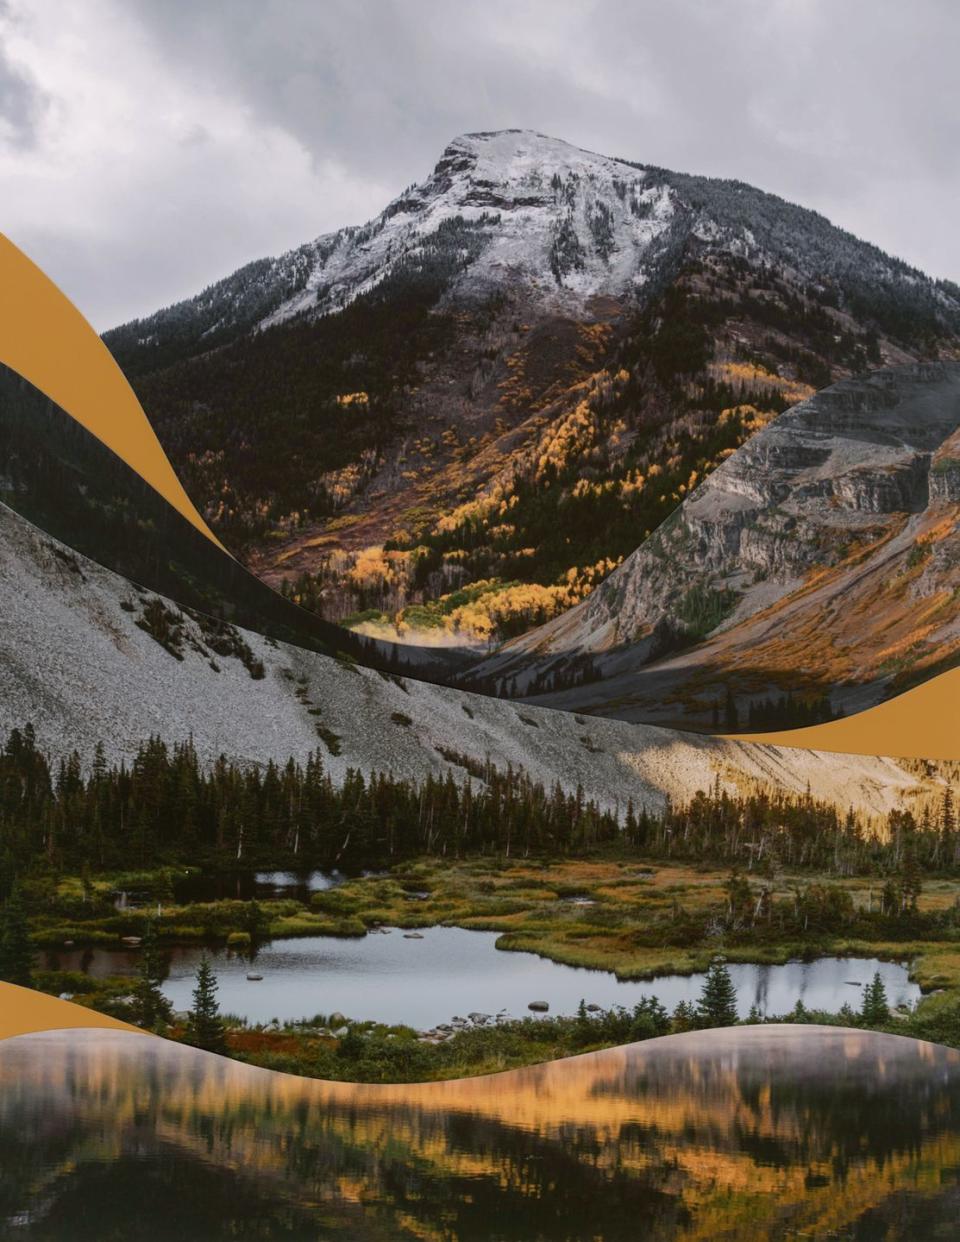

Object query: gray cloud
[0,2,46,147]
[2,0,957,329]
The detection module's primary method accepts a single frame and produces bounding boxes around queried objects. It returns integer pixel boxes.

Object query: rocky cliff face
[467,363,960,725]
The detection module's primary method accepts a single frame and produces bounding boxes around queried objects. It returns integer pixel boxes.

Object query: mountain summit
[257,128,681,326]
[108,128,960,365]
[104,130,960,721]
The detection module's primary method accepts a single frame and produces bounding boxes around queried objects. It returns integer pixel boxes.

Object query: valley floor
[22,852,960,1080]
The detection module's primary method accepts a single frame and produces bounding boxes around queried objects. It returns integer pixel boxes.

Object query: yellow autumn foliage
[347,545,409,587]
[446,582,576,641]
[711,361,814,408]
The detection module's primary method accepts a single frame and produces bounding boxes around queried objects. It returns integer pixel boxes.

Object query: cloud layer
[1,0,956,329]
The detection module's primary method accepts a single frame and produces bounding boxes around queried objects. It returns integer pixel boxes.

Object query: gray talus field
[0,497,943,820]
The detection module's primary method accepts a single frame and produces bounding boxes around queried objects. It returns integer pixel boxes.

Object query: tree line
[0,725,956,887]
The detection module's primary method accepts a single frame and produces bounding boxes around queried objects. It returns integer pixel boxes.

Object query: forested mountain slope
[103,131,960,650]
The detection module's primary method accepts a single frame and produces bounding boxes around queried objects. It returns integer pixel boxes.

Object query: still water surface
[1,1025,958,1240]
[48,923,920,1027]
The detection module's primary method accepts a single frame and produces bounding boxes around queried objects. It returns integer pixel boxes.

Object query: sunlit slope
[0,234,221,547]
[0,486,945,812]
[468,362,960,752]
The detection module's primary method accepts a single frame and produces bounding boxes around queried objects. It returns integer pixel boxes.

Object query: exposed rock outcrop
[468,363,960,724]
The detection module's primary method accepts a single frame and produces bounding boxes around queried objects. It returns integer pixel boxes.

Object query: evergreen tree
[697,960,739,1028]
[184,956,227,1055]
[671,1000,698,1033]
[861,972,890,1026]
[133,920,172,1031]
[0,886,34,987]
[630,996,670,1038]
[941,786,955,836]
[2,721,960,880]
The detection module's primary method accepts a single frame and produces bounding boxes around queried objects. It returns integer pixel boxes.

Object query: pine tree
[861,972,889,1026]
[631,996,670,1038]
[942,786,955,836]
[671,1000,698,1033]
[0,886,35,987]
[133,920,172,1031]
[184,956,227,1054]
[899,843,922,915]
[697,960,739,1028]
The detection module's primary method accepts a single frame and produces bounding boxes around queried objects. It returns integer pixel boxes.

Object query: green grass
[24,852,960,1081]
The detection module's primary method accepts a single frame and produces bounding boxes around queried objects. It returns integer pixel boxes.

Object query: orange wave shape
[0,233,222,548]
[0,981,141,1040]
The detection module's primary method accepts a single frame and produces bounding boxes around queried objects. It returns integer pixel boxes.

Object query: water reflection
[171,868,349,904]
[1,1026,958,1239]
[44,927,921,1028]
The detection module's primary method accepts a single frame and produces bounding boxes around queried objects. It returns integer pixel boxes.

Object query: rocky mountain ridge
[468,362,960,726]
[107,131,960,366]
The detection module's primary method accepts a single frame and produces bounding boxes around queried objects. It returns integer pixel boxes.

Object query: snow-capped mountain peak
[107,128,959,367]
[257,129,677,328]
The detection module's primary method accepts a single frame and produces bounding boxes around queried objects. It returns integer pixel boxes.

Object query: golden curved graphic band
[0,981,142,1041]
[727,667,960,760]
[0,233,222,548]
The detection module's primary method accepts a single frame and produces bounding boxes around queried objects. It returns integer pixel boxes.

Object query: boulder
[528,1000,550,1012]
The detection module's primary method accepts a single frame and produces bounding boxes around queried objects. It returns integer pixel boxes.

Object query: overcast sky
[1,0,956,330]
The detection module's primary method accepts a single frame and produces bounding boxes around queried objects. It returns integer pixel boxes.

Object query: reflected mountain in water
[1,1025,959,1240]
